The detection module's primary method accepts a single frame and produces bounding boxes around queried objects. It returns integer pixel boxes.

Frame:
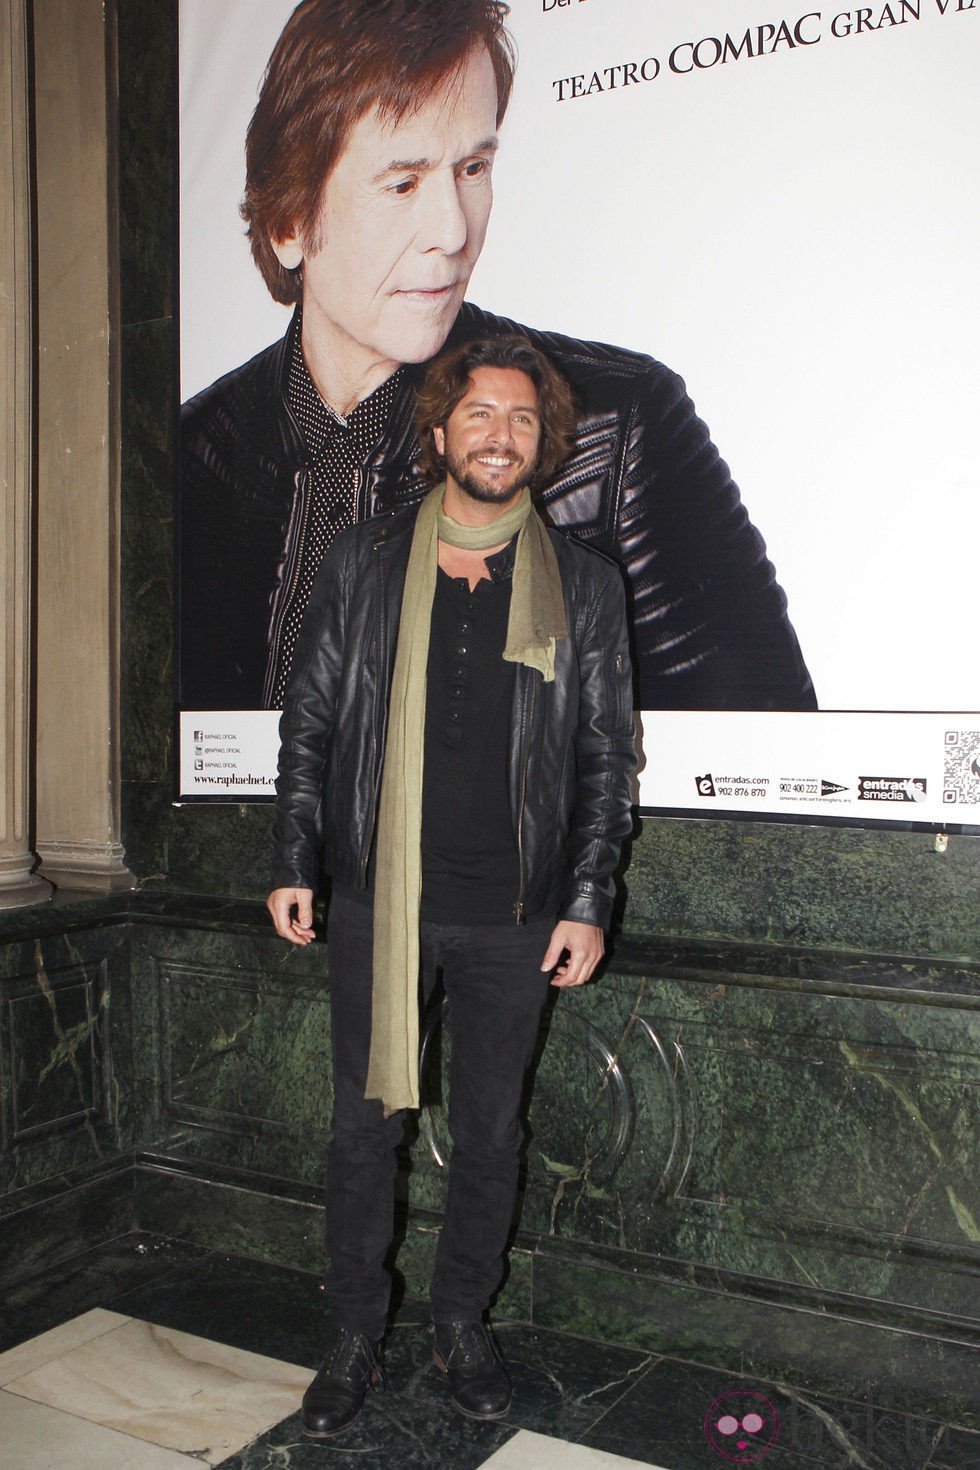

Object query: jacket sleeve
[614,364,816,711]
[178,348,300,712]
[269,536,351,890]
[559,562,637,928]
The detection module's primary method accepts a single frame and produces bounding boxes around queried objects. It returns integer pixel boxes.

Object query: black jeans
[324,891,554,1336]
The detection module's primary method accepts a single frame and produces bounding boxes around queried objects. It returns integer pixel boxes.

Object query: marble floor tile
[482,1428,670,1469]
[4,1316,310,1466]
[216,1401,514,1470]
[0,1306,129,1384]
[216,1324,658,1470]
[485,1325,657,1441]
[580,1355,970,1470]
[0,1389,202,1470]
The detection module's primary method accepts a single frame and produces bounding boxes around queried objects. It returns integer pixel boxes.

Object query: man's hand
[540,920,604,988]
[267,886,315,945]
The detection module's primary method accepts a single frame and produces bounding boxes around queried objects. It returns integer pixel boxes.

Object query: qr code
[942,731,980,806]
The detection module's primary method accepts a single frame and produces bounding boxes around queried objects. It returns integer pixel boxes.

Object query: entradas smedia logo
[857,776,926,803]
[704,1388,780,1461]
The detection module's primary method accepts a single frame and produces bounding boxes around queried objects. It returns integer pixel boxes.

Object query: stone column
[33,0,134,892]
[0,0,51,909]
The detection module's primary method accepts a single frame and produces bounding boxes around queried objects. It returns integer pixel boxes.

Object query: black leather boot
[432,1318,511,1420]
[301,1326,386,1437]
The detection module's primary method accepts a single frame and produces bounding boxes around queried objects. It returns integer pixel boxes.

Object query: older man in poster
[179,0,815,715]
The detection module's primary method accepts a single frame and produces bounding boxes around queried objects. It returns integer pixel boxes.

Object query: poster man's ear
[433,424,445,455]
[272,234,304,270]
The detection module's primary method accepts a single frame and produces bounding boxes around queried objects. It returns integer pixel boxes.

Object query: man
[180,0,815,715]
[267,336,636,1435]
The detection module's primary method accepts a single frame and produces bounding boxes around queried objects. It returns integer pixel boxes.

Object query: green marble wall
[7,894,975,1328]
[2,895,977,1418]
[124,909,979,1331]
[0,905,136,1284]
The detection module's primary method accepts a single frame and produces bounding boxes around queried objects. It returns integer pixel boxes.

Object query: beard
[443,446,538,505]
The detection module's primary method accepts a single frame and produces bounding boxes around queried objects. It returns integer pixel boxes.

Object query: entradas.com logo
[704,1388,780,1461]
[694,773,769,801]
[858,776,926,803]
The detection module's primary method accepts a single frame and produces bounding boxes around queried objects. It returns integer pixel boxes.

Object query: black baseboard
[0,1156,136,1290]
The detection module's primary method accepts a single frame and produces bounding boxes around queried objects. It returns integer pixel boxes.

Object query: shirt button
[457,646,468,657]
[449,711,462,722]
[459,620,472,634]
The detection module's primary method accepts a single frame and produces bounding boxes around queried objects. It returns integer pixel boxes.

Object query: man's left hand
[540,920,604,988]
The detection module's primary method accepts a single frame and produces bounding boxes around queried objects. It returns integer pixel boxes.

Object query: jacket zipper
[513,674,536,925]
[358,536,387,885]
[262,468,312,707]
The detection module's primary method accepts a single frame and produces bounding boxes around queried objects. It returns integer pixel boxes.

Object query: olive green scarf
[365,484,566,1113]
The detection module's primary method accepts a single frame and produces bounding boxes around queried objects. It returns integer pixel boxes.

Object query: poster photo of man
[177,0,978,825]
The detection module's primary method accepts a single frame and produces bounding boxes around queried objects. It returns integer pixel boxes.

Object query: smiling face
[272,45,498,408]
[434,366,542,518]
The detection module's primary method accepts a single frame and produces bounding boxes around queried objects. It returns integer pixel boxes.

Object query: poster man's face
[274,45,498,386]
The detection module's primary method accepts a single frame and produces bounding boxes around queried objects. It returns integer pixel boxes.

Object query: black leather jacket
[180,302,816,712]
[270,506,636,929]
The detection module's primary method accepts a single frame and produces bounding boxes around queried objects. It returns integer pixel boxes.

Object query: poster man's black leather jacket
[180,301,816,712]
[270,505,637,929]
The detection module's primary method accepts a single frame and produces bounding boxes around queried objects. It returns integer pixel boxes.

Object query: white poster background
[178,0,979,818]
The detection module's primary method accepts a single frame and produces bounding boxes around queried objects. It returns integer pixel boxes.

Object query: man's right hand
[266,887,316,945]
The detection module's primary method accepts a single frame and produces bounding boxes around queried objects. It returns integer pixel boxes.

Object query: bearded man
[267,336,636,1435]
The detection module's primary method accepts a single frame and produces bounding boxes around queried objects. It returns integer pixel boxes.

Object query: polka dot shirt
[269,338,403,706]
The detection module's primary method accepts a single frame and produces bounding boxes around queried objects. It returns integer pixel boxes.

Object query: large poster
[177,0,979,826]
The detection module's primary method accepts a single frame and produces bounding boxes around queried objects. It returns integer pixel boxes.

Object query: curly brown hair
[416,336,578,490]
[241,0,515,305]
